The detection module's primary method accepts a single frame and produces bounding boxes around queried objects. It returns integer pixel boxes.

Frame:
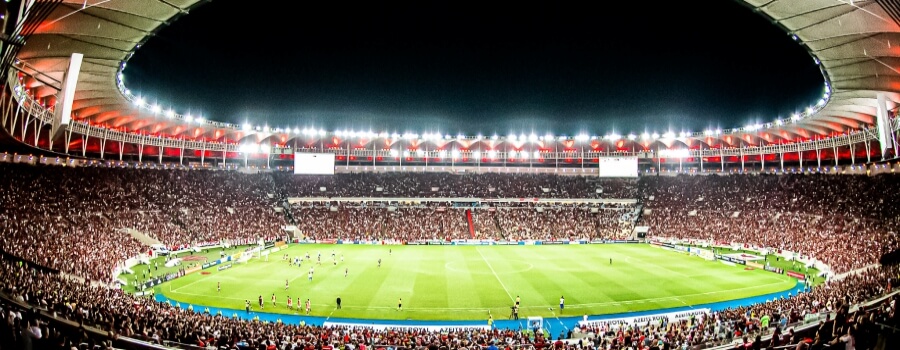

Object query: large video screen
[598,157,638,177]
[294,153,336,175]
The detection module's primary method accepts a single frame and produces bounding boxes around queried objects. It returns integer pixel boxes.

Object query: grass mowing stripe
[154,244,796,320]
[475,246,515,303]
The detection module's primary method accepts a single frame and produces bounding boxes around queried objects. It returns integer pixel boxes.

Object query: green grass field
[143,244,797,321]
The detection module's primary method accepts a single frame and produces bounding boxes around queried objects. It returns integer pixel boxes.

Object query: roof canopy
[13,0,900,146]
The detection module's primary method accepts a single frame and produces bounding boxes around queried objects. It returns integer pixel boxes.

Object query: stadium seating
[0,162,898,349]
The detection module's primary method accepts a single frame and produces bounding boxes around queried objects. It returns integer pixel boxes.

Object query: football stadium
[0,1,900,350]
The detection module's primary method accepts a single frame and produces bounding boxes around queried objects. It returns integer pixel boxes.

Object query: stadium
[0,1,898,350]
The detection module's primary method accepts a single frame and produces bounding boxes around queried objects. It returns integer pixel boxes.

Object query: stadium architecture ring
[2,0,900,170]
[0,1,899,349]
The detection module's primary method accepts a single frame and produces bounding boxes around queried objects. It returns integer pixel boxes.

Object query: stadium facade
[1,0,899,173]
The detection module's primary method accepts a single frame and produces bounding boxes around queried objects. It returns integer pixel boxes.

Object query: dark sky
[124,0,825,136]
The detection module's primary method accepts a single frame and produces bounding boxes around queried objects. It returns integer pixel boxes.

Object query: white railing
[4,71,898,161]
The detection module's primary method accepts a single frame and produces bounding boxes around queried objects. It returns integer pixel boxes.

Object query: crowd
[273,172,639,199]
[290,202,639,242]
[0,163,899,349]
[639,175,900,274]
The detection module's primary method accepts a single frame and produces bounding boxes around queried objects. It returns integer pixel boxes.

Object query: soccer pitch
[157,244,796,321]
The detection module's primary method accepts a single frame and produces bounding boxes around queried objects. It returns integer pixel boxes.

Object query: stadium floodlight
[134,97,145,106]
[476,134,483,140]
[391,133,400,139]
[151,104,161,114]
[519,133,527,141]
[817,99,825,106]
[438,150,447,158]
[165,109,175,119]
[403,150,410,157]
[379,132,388,138]
[492,135,499,140]
[775,120,783,126]
[641,132,650,140]
[520,151,529,159]
[533,151,541,158]
[195,117,204,123]
[487,150,497,158]
[715,129,722,135]
[473,150,481,158]
[806,107,813,114]
[545,133,554,141]
[445,134,452,140]
[610,133,621,140]
[294,128,300,134]
[457,134,465,139]
[260,145,271,154]
[185,115,194,123]
[529,134,538,142]
[651,132,660,139]
[451,149,460,158]
[627,134,636,140]
[390,149,399,157]
[508,134,517,141]
[416,149,425,157]
[703,130,712,136]
[318,129,326,136]
[242,123,252,131]
[662,131,675,139]
[368,131,375,138]
[575,134,589,142]
[791,114,800,121]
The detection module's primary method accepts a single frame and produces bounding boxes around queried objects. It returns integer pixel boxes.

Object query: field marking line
[172,272,217,293]
[166,279,792,312]
[475,247,515,303]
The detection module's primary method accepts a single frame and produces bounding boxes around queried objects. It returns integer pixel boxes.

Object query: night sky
[124,0,825,136]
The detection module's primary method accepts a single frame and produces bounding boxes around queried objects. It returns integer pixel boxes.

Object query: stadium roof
[11,0,900,147]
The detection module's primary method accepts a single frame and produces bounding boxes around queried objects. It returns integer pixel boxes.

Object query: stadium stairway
[465,209,475,238]
[121,228,162,246]
[492,214,507,239]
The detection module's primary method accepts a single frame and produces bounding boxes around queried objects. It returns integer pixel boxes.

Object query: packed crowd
[1,163,900,349]
[639,175,900,274]
[639,174,900,223]
[491,203,637,241]
[291,202,639,242]
[0,211,145,282]
[273,172,639,199]
[0,163,287,281]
